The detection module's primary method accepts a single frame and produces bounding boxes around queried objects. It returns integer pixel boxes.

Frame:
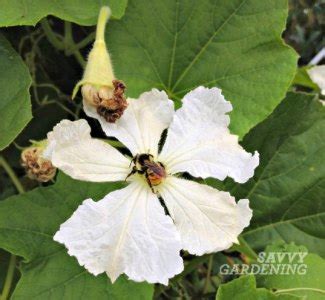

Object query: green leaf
[0,0,127,26]
[0,173,153,299]
[256,243,325,300]
[228,92,325,256]
[0,33,32,151]
[108,0,297,137]
[216,275,297,300]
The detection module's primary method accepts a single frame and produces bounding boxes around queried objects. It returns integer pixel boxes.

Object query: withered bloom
[21,145,56,182]
[73,7,128,123]
[82,80,128,123]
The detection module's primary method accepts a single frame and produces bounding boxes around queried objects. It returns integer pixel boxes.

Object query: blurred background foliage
[284,0,324,65]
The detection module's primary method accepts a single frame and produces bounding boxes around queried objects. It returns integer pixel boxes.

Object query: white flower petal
[44,119,130,182]
[54,182,183,285]
[159,177,252,255]
[84,89,174,156]
[43,119,90,160]
[307,65,325,95]
[159,86,259,183]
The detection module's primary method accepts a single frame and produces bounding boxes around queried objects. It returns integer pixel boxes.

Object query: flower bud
[21,141,57,182]
[73,6,128,123]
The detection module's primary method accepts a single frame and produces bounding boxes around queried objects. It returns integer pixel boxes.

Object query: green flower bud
[73,6,128,123]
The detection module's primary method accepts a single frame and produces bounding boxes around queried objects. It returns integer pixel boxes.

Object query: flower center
[126,153,166,192]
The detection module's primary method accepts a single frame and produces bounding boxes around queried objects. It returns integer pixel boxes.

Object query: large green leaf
[0,33,32,151]
[0,174,153,299]
[216,243,325,300]
[256,243,325,300]
[228,92,325,256]
[216,275,296,300]
[0,0,128,26]
[108,0,297,137]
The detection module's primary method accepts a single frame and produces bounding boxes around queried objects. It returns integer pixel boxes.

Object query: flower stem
[64,21,73,47]
[173,255,210,282]
[41,19,86,67]
[62,21,86,67]
[0,255,16,300]
[72,50,86,68]
[106,140,125,148]
[40,19,64,50]
[203,255,213,294]
[0,156,24,194]
[95,6,111,42]
[235,236,258,260]
[0,156,25,299]
[65,32,95,55]
[155,255,210,297]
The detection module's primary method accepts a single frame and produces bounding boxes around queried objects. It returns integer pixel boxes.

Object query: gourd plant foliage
[0,0,324,299]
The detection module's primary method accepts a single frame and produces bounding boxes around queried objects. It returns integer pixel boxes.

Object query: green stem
[106,140,125,148]
[235,236,258,261]
[65,32,95,55]
[0,255,16,300]
[41,19,85,68]
[98,139,126,148]
[0,156,24,194]
[13,143,25,151]
[96,6,111,42]
[274,287,325,295]
[0,156,25,300]
[36,83,70,101]
[203,255,213,294]
[44,100,79,119]
[173,255,210,282]
[64,21,85,68]
[40,19,64,50]
[154,255,210,297]
[72,51,86,68]
[64,21,73,46]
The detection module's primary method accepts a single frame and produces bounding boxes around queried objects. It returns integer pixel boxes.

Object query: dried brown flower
[96,80,128,123]
[21,147,57,182]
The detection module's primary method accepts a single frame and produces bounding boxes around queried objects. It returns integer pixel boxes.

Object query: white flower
[307,65,325,95]
[46,87,259,285]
